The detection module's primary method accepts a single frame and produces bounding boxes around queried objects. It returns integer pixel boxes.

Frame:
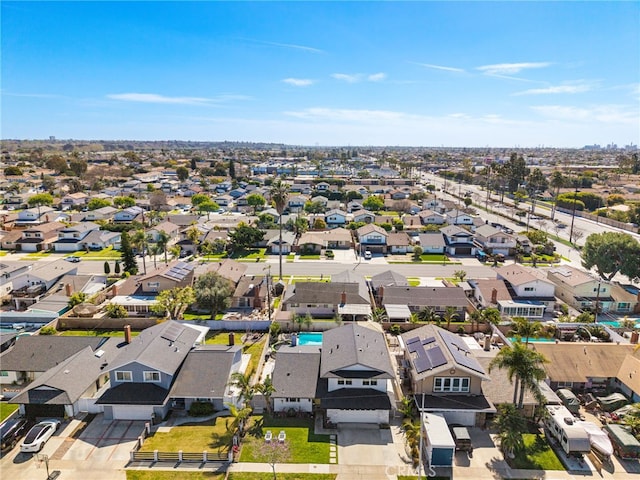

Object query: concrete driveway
[337,423,406,467]
[62,414,146,463]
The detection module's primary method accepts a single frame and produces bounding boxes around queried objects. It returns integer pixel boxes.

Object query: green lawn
[21,251,52,259]
[69,247,122,259]
[139,417,230,454]
[0,251,7,257]
[298,254,321,260]
[127,472,224,480]
[230,248,267,260]
[286,253,296,261]
[240,416,332,464]
[58,329,140,338]
[290,277,330,284]
[230,475,336,480]
[407,278,421,287]
[509,434,564,470]
[202,253,228,261]
[205,331,236,345]
[0,403,19,422]
[182,312,223,321]
[244,335,267,377]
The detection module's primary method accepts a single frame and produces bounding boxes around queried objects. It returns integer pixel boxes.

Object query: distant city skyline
[2,1,639,147]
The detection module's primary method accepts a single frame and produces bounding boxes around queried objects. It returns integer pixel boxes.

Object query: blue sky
[2,1,639,147]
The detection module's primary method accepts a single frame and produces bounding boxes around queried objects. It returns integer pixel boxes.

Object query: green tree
[191,193,210,206]
[363,195,385,211]
[416,306,438,323]
[228,372,255,404]
[481,307,502,330]
[114,260,121,275]
[105,303,128,318]
[254,375,276,416]
[504,152,529,193]
[132,229,148,275]
[269,178,290,280]
[193,272,234,318]
[493,404,526,458]
[113,196,136,208]
[313,218,327,230]
[156,230,171,265]
[228,158,236,179]
[104,261,111,275]
[120,231,138,275]
[509,317,543,345]
[46,155,68,173]
[69,158,88,177]
[304,201,326,214]
[412,246,423,261]
[4,166,23,176]
[27,193,54,208]
[229,222,265,251]
[582,232,640,282]
[453,270,467,282]
[87,198,112,210]
[443,306,459,330]
[68,292,87,307]
[150,286,195,319]
[176,166,189,182]
[246,193,266,214]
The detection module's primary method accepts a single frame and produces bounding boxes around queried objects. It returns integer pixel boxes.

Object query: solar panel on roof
[426,346,447,368]
[422,336,436,345]
[407,336,420,345]
[414,356,432,373]
[161,323,184,342]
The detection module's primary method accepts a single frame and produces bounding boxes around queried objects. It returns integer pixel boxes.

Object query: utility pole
[569,185,579,245]
[594,281,601,324]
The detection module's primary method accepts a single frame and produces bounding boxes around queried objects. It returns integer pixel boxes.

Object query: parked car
[0,417,31,453]
[364,250,372,260]
[20,420,60,453]
[450,425,473,455]
[65,256,81,263]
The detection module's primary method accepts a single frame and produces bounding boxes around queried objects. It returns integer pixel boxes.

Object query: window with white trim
[362,380,378,386]
[144,371,161,382]
[286,398,300,402]
[115,371,132,382]
[433,377,470,393]
[337,379,352,385]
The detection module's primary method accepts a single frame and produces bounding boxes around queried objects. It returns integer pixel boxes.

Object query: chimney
[491,288,498,304]
[111,284,118,297]
[124,324,132,344]
[378,285,384,300]
[65,283,73,297]
[341,291,347,305]
[253,284,262,309]
[228,332,235,346]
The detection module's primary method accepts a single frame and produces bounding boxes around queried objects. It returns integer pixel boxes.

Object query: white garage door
[327,409,388,424]
[112,405,154,421]
[440,410,476,427]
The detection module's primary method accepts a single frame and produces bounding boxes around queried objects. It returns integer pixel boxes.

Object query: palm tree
[156,230,171,265]
[401,418,421,467]
[225,402,253,437]
[493,403,526,458]
[469,310,482,333]
[186,225,201,256]
[269,178,289,280]
[509,317,543,345]
[255,376,276,416]
[549,170,564,221]
[489,341,548,408]
[480,307,502,332]
[132,229,148,275]
[228,372,255,404]
[443,306,459,330]
[416,306,438,323]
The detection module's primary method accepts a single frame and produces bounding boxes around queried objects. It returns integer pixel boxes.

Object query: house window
[557,381,573,389]
[0,371,8,377]
[286,398,300,402]
[618,302,631,312]
[144,371,161,383]
[433,377,470,393]
[115,371,133,382]
[147,282,160,289]
[362,380,378,386]
[337,379,353,386]
[524,287,534,292]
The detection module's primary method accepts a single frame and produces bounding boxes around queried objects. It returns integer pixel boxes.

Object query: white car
[20,420,60,453]
[364,250,372,260]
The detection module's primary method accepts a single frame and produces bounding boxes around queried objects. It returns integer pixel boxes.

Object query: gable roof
[418,233,446,248]
[320,323,394,379]
[381,286,470,308]
[370,270,408,290]
[284,282,369,306]
[194,259,247,285]
[107,321,200,375]
[169,345,241,399]
[440,225,472,237]
[141,261,195,283]
[547,266,598,287]
[496,264,553,287]
[271,345,321,399]
[356,224,388,237]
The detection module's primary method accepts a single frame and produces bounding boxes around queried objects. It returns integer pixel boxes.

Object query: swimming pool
[297,332,323,346]
[598,320,640,329]
[508,336,556,343]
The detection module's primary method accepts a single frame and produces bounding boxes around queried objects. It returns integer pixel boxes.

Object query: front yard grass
[0,402,19,422]
[230,475,336,480]
[509,433,564,470]
[229,248,266,261]
[240,416,332,464]
[407,277,421,287]
[58,329,141,338]
[127,472,224,480]
[70,247,122,260]
[298,254,321,260]
[21,251,52,259]
[139,417,231,454]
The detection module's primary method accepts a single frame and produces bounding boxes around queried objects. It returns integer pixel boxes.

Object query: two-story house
[114,206,144,223]
[496,264,557,314]
[445,209,475,226]
[96,322,204,420]
[140,261,195,294]
[547,266,612,312]
[473,224,517,257]
[324,209,348,229]
[282,280,371,321]
[287,195,308,213]
[15,206,56,227]
[401,325,493,427]
[356,224,388,254]
[318,323,395,424]
[83,206,118,222]
[16,222,65,252]
[440,225,476,256]
[61,192,89,209]
[53,222,101,252]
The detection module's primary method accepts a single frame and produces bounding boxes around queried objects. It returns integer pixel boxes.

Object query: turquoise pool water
[598,320,640,329]
[297,332,323,346]
[508,336,556,343]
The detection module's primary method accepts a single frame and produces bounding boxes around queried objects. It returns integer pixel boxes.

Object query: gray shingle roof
[381,286,470,309]
[271,346,320,399]
[284,282,369,306]
[370,270,408,291]
[320,324,394,379]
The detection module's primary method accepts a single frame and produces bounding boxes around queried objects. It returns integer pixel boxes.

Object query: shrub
[325,250,334,258]
[40,326,57,335]
[188,401,214,417]
[389,324,402,336]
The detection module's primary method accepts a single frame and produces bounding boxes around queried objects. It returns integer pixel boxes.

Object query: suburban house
[417,233,446,254]
[169,344,244,411]
[271,345,321,414]
[401,324,493,427]
[15,206,56,226]
[282,281,371,320]
[231,276,267,310]
[547,266,612,312]
[356,224,388,254]
[533,343,636,392]
[613,352,640,402]
[297,228,353,253]
[194,259,247,286]
[287,195,308,213]
[418,210,445,225]
[468,279,512,309]
[61,192,89,208]
[96,322,204,421]
[473,225,517,256]
[318,323,395,424]
[147,221,180,243]
[11,259,78,292]
[10,337,120,418]
[324,209,348,229]
[16,222,65,252]
[609,283,640,314]
[114,206,144,223]
[139,261,195,294]
[53,222,101,252]
[495,264,557,313]
[267,231,296,254]
[440,225,477,256]
[387,232,413,254]
[0,230,23,251]
[379,286,471,319]
[445,209,475,226]
[370,270,408,298]
[79,230,121,251]
[83,206,117,222]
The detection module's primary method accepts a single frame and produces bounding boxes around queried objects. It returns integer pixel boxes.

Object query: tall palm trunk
[278,216,283,280]
[512,377,520,405]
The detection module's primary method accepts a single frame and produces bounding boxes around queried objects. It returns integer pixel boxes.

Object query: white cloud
[368,72,387,82]
[416,63,465,73]
[107,93,248,106]
[282,78,314,87]
[331,73,361,83]
[477,62,551,75]
[512,84,592,96]
[531,104,638,124]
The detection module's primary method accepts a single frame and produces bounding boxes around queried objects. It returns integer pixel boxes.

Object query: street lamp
[569,185,580,245]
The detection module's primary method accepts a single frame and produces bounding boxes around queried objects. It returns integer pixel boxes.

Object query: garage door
[455,247,472,255]
[440,410,476,427]
[327,409,388,424]
[111,405,154,421]
[25,404,65,419]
